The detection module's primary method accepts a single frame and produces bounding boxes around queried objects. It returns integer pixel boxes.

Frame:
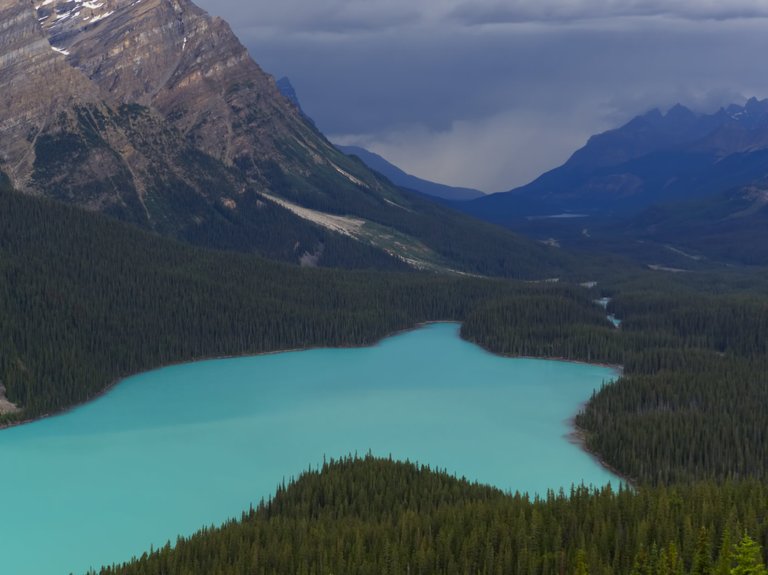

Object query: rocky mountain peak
[277,77,303,111]
[1,0,362,220]
[665,103,697,123]
[0,0,106,184]
[35,0,326,175]
[35,0,127,42]
[37,0,198,105]
[741,97,768,125]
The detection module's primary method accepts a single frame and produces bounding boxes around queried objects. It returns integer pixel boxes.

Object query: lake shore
[0,320,627,487]
[0,384,19,416]
[0,321,460,432]
[566,419,635,487]
[0,322,437,432]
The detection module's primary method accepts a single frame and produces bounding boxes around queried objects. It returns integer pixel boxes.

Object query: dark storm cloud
[196,0,768,191]
[201,1,426,35]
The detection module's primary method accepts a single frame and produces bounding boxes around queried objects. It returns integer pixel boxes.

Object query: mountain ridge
[449,99,768,268]
[460,99,768,224]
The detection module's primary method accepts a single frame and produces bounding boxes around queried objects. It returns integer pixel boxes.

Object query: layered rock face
[34,0,367,192]
[0,0,246,221]
[1,0,398,217]
[0,0,104,186]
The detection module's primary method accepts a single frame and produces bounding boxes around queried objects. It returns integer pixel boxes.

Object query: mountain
[336,145,486,201]
[276,76,313,123]
[2,0,387,269]
[460,99,768,224]
[0,0,569,278]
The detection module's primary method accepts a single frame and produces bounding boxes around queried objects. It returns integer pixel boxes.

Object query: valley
[0,0,767,574]
[452,100,768,269]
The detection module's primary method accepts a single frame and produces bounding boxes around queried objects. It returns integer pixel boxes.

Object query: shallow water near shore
[0,323,618,575]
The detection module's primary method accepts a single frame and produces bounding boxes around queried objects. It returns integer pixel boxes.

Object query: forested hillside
[0,183,605,423]
[576,292,768,484]
[96,456,768,575]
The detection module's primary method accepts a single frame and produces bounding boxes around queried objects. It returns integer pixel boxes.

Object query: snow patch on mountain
[34,0,142,36]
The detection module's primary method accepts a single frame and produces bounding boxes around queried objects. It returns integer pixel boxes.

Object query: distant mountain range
[276,76,315,126]
[450,99,768,267]
[335,145,485,201]
[459,99,768,221]
[0,0,568,279]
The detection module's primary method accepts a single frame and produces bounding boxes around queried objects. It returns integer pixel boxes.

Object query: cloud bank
[205,0,768,34]
[196,0,768,191]
[449,1,768,25]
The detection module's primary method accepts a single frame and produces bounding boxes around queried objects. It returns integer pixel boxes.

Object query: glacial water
[0,323,618,575]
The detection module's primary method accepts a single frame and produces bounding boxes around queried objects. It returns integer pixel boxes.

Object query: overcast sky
[195,0,768,192]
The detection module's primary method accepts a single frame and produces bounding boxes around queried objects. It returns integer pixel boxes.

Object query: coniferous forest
[2,181,768,574]
[463,289,768,484]
[96,456,768,575]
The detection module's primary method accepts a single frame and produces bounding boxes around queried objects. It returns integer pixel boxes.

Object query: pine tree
[717,527,734,575]
[731,534,767,575]
[574,549,589,575]
[692,527,713,575]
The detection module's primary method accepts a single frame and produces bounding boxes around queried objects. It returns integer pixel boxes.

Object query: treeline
[95,456,768,575]
[462,293,626,364]
[0,185,595,422]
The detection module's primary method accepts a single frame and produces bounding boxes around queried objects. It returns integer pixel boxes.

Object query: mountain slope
[33,0,478,241]
[0,0,574,278]
[2,0,403,268]
[621,183,768,265]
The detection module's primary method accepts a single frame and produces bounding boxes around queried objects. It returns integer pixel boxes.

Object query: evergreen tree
[692,527,713,575]
[573,549,590,575]
[731,535,767,575]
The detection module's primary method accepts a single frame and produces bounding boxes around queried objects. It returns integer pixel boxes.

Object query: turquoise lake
[0,323,619,575]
